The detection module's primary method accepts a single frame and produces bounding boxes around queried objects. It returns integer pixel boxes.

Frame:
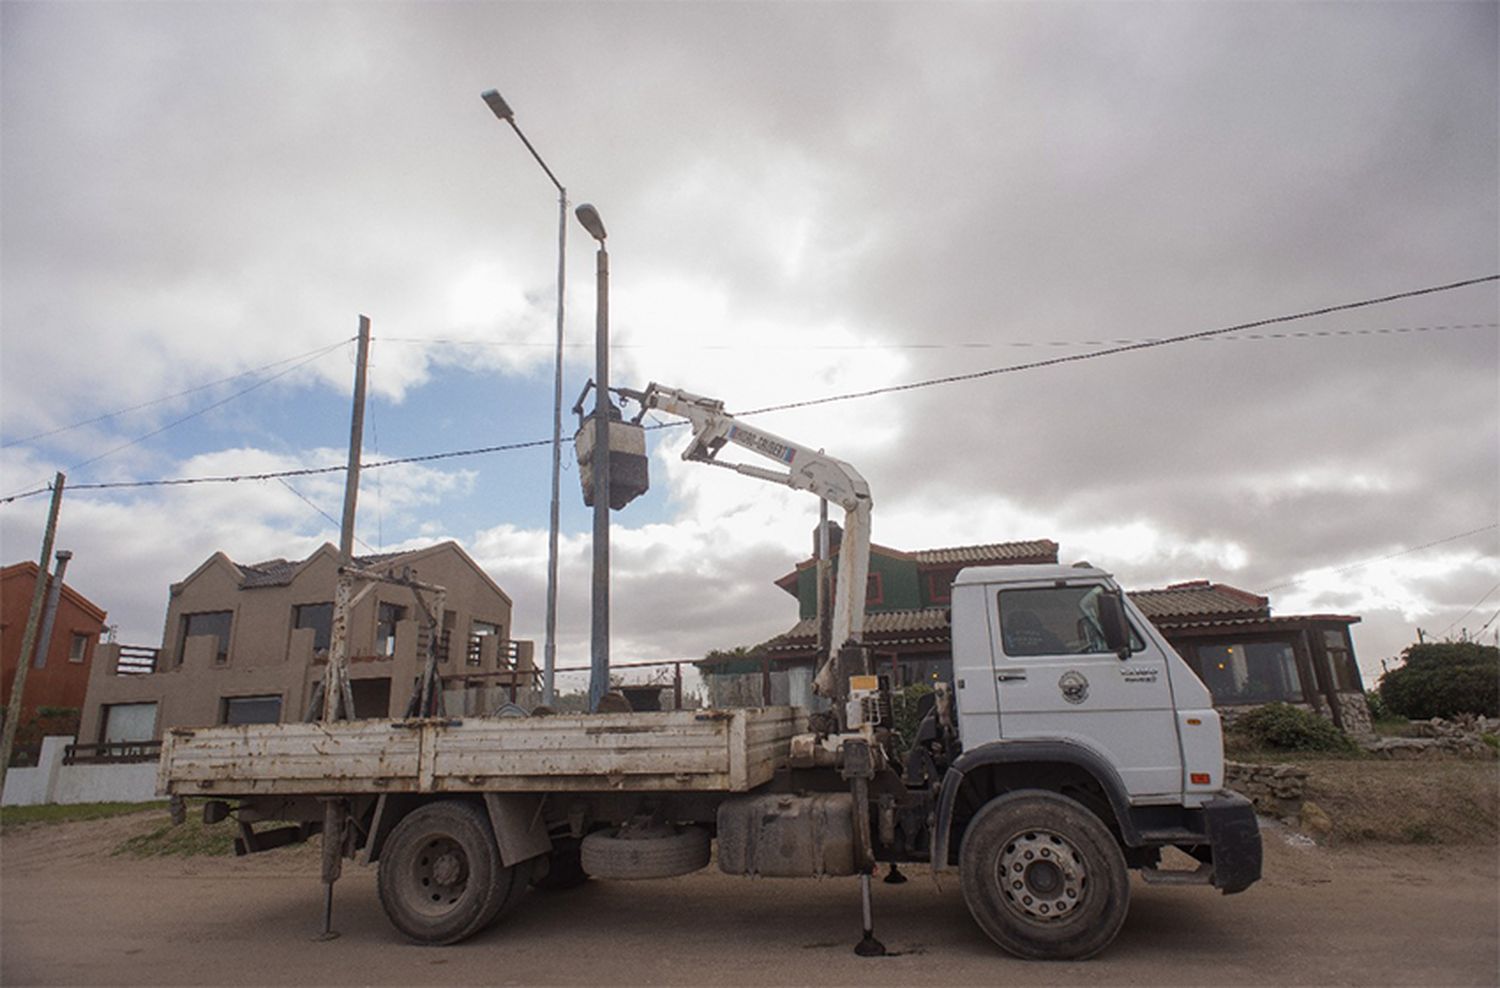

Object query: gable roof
[0,561,109,624]
[1129,581,1270,623]
[175,541,511,605]
[775,538,1058,594]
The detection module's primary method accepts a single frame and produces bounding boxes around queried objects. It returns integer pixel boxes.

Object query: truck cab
[923,563,1261,958]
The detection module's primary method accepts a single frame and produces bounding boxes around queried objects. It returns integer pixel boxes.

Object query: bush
[890,683,934,754]
[1378,642,1499,720]
[1364,690,1392,722]
[1230,702,1357,753]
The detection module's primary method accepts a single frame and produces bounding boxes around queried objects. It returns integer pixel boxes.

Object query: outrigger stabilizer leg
[855,870,887,956]
[314,798,345,942]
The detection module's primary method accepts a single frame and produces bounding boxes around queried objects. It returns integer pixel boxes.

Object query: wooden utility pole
[317,315,369,942]
[323,315,371,724]
[0,473,65,793]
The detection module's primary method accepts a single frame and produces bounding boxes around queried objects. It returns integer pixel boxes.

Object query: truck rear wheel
[377,801,511,945]
[959,790,1129,960]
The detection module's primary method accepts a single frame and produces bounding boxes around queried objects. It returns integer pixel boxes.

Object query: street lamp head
[575,203,607,242]
[481,89,514,122]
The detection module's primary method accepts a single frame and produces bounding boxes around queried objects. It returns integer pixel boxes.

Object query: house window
[178,610,233,665]
[351,678,392,719]
[1321,630,1361,692]
[69,632,90,663]
[866,573,884,607]
[1193,641,1305,705]
[470,620,502,667]
[100,702,157,743]
[221,695,282,725]
[376,603,407,657]
[293,602,334,653]
[924,570,956,606]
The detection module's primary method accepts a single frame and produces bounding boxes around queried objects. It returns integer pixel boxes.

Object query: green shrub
[890,683,934,754]
[1230,702,1357,753]
[1363,690,1390,722]
[1378,642,1499,720]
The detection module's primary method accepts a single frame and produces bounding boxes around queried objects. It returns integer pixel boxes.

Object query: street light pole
[575,203,610,711]
[481,88,566,706]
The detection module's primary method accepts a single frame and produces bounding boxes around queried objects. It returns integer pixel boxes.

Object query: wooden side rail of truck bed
[159,706,803,797]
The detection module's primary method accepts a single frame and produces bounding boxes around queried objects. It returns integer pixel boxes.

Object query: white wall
[1,736,159,807]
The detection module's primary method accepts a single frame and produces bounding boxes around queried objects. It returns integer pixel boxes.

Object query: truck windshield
[998,586,1142,657]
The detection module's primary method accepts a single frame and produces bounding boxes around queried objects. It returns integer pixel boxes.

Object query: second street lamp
[479,88,567,707]
[576,203,611,710]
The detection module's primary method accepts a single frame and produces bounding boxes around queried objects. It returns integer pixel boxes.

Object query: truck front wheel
[377,801,515,945]
[958,790,1130,960]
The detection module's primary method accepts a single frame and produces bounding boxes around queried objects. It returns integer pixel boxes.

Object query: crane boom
[638,384,871,696]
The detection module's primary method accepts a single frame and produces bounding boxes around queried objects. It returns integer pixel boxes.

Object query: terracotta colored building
[1,561,108,743]
[702,535,1369,733]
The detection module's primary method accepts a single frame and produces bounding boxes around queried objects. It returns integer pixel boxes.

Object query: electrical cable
[1,275,1494,505]
[276,478,378,554]
[1439,581,1500,639]
[377,320,1495,352]
[1,339,352,500]
[1258,523,1500,594]
[1,337,355,448]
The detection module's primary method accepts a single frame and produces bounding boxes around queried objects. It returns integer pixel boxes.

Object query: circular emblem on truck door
[1058,671,1090,705]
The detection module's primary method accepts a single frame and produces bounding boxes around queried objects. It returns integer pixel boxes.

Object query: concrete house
[701,533,1368,732]
[79,541,532,745]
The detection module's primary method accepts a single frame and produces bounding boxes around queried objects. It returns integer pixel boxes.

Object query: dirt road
[2,812,1495,986]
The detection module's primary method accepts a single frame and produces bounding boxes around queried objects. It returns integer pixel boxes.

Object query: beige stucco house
[79,541,532,744]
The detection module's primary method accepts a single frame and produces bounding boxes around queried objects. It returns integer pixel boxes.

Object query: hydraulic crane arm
[637,384,872,696]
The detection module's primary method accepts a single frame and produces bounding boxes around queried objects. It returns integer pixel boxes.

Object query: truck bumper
[1204,791,1261,894]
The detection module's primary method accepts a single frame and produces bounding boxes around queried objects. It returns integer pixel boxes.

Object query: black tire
[958,790,1130,961]
[377,801,510,945]
[532,837,590,891]
[580,825,710,880]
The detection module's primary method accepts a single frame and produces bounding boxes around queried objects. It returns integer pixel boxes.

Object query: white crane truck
[157,384,1261,961]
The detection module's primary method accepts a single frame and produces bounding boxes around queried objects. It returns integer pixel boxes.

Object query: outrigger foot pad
[855,933,887,957]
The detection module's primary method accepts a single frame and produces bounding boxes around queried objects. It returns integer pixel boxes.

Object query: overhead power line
[378,320,1495,352]
[1259,523,1500,594]
[1439,581,1500,639]
[2,274,1495,505]
[0,339,352,501]
[734,275,1499,417]
[1,337,355,449]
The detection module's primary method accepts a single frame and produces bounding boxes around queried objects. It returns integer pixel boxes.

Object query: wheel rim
[995,828,1087,922]
[411,835,470,916]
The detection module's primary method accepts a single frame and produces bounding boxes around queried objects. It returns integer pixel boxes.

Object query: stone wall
[1225,760,1308,821]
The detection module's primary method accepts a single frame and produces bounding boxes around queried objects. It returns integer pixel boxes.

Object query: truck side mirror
[1097,591,1132,659]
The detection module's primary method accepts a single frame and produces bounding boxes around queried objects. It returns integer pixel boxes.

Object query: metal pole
[588,244,611,711]
[817,499,831,658]
[30,551,72,670]
[543,190,567,706]
[0,473,65,792]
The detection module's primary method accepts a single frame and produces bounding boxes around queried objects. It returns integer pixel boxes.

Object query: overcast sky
[2,1,1496,691]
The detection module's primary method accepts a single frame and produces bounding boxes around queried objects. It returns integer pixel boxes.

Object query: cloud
[1,1,1495,682]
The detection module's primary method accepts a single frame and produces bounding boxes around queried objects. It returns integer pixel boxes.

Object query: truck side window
[998,586,1142,657]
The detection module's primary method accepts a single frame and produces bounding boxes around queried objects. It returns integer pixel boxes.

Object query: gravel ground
[2,812,1496,986]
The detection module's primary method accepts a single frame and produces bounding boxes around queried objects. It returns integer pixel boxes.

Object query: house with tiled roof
[702,533,1369,733]
[78,541,532,747]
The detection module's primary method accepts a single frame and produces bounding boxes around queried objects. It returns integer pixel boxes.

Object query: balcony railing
[115,645,160,675]
[64,740,162,765]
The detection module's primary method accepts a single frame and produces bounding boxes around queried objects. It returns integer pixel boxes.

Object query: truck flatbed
[158,706,802,797]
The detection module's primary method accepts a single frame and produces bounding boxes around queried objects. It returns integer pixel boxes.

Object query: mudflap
[1204,791,1261,894]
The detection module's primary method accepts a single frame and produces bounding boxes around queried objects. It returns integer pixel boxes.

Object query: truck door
[986,581,1183,800]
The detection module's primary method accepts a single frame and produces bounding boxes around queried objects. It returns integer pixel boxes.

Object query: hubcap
[414,836,469,911]
[996,829,1086,922]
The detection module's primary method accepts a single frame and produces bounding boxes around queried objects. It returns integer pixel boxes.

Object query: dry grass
[1299,758,1498,845]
